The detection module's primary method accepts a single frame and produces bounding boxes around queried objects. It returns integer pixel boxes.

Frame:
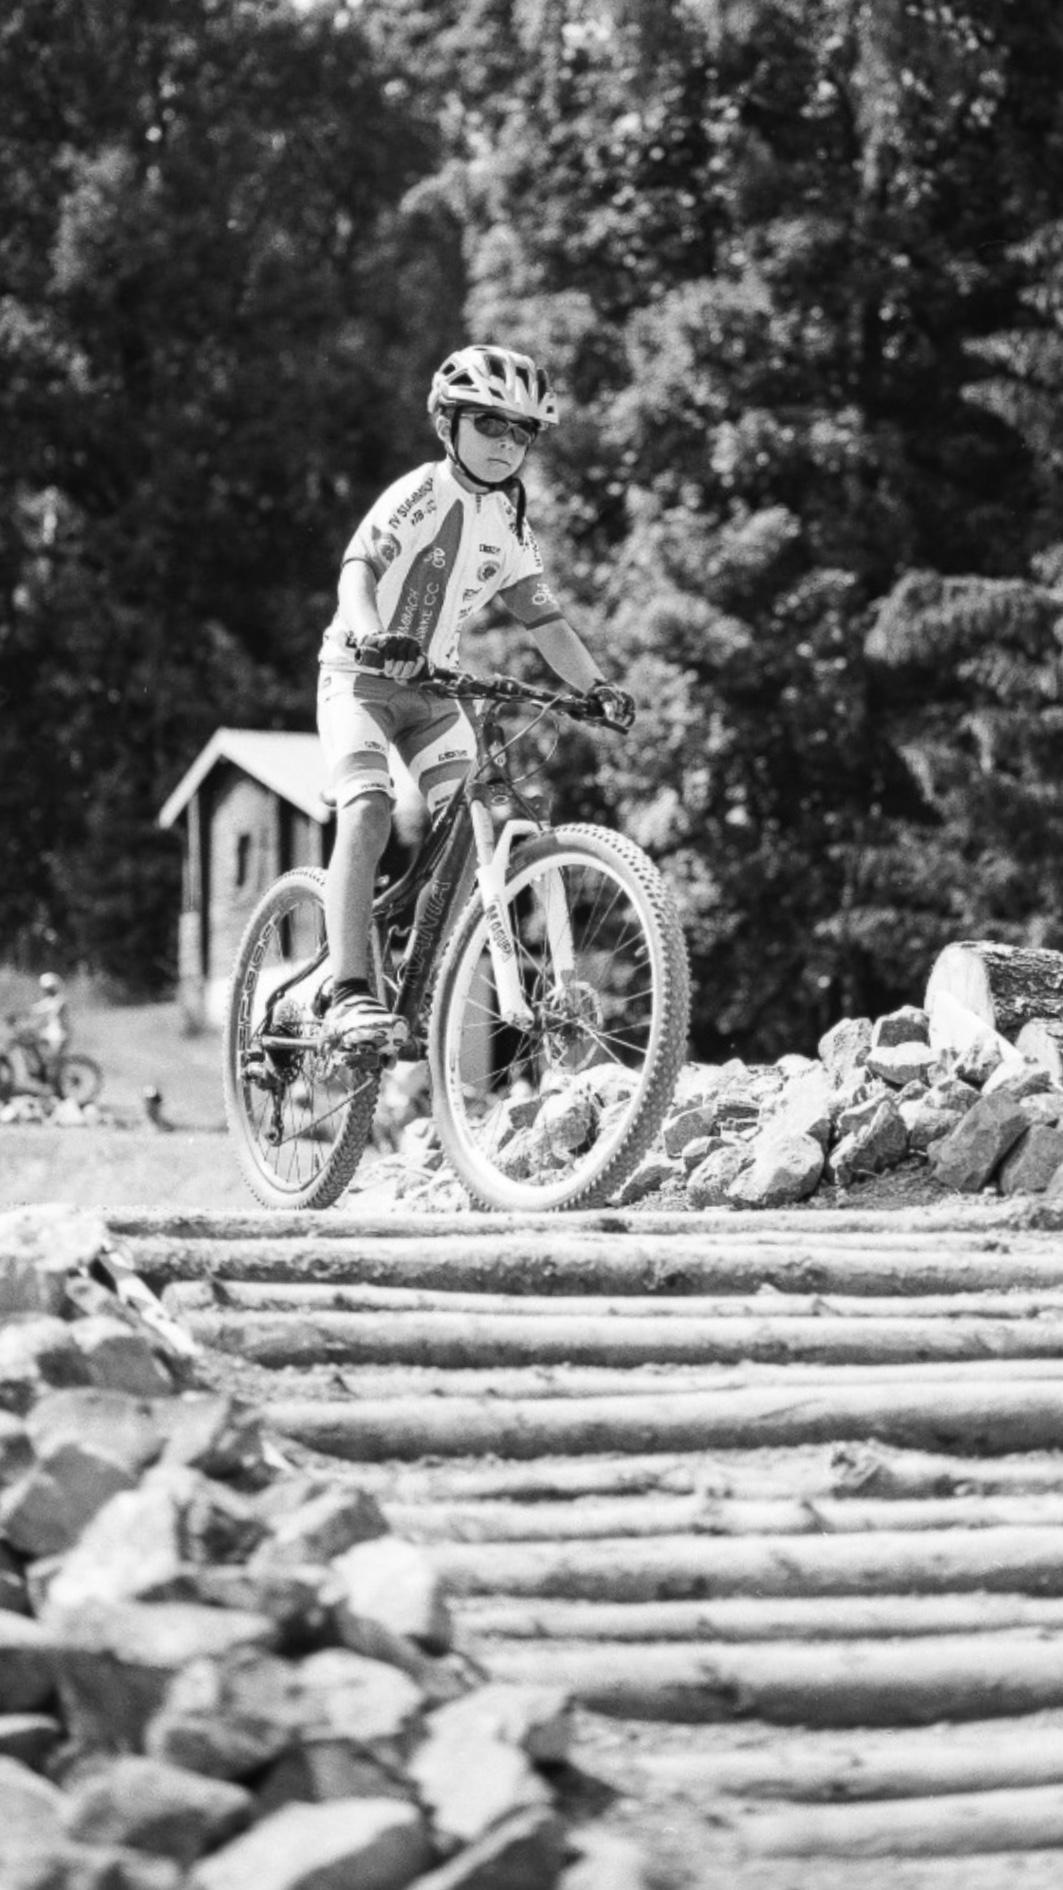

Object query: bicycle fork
[469,800,576,1028]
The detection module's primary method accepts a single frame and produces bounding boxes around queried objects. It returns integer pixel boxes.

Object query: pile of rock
[0,1207,608,1890]
[0,1095,101,1128]
[617,988,1063,1211]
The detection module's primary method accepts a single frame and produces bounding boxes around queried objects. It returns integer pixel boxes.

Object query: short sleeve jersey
[319,460,564,673]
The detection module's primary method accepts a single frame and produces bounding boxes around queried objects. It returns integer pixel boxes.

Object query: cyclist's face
[454,410,532,483]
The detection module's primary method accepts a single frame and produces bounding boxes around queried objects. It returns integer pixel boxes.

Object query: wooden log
[267,1360,1063,1420]
[925,940,1063,1037]
[342,1449,740,1502]
[185,1306,1063,1369]
[391,1491,1063,1544]
[698,1854,1063,1890]
[351,1443,1063,1506]
[459,1594,1063,1644]
[1016,1016,1063,1083]
[428,1526,1063,1603]
[280,1349,1063,1395]
[162,1278,1063,1321]
[481,1635,1063,1727]
[828,1440,1063,1499]
[739,1780,1063,1856]
[270,1362,756,1401]
[301,1349,1063,1410]
[267,1379,1063,1461]
[265,1360,1063,1424]
[126,1231,1063,1297]
[103,1202,1039,1242]
[637,1710,1063,1799]
[714,1854,1063,1889]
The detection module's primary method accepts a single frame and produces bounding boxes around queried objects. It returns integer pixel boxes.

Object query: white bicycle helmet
[428,345,560,428]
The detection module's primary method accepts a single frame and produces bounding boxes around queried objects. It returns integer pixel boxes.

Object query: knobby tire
[56,1054,103,1104]
[223,866,380,1210]
[428,822,690,1211]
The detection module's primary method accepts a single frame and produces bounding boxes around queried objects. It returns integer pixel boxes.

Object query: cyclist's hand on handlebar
[583,679,636,731]
[357,633,427,682]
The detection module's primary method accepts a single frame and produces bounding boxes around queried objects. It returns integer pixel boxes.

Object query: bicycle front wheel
[223,867,380,1210]
[56,1055,103,1104]
[429,823,690,1211]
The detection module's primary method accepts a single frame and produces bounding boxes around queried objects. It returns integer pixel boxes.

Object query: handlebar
[352,646,629,729]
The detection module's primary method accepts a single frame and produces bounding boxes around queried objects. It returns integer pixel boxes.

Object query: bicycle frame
[380,700,543,1041]
[255,670,609,1062]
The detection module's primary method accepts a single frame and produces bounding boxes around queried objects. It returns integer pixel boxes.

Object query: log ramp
[111,1202,1063,1882]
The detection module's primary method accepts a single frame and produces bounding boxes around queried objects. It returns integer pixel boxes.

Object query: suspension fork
[468,795,545,1027]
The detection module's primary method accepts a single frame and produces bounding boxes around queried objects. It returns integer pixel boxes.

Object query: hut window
[236,833,252,887]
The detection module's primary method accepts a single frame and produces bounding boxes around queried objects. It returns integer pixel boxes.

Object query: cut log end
[926,941,1063,1038]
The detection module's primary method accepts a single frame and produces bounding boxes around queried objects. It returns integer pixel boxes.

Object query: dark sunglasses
[464,410,538,448]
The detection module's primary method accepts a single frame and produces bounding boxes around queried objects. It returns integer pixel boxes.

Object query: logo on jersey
[369,529,401,573]
[392,476,434,525]
[477,560,500,584]
[430,547,448,569]
[531,583,556,609]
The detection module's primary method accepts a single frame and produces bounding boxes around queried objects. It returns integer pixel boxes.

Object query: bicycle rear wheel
[56,1055,103,1104]
[223,867,381,1210]
[429,823,690,1210]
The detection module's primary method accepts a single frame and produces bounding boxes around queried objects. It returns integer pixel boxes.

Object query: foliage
[0,0,463,986]
[374,0,1063,1055]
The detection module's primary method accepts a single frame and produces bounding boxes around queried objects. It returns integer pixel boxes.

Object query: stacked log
[90,1191,1063,1879]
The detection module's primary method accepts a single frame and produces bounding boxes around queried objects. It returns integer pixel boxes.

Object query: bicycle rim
[57,1055,103,1104]
[223,867,380,1210]
[429,824,689,1210]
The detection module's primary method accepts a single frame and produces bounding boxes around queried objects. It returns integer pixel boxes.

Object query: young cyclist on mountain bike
[26,973,71,1087]
[316,343,635,1053]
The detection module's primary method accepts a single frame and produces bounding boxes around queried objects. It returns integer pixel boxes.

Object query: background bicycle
[223,669,690,1212]
[0,1013,104,1107]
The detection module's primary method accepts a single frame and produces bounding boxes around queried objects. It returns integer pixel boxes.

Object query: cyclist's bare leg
[325,791,391,985]
[322,791,408,1049]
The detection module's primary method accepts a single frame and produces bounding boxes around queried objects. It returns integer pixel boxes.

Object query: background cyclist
[316,342,634,1052]
[25,973,71,1088]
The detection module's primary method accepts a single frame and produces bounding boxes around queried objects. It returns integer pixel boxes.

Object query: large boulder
[929,1091,1030,1192]
[726,1132,825,1209]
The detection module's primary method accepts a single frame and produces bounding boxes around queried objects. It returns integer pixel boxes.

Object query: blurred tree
[379,0,1063,1055]
[861,567,1063,959]
[0,0,464,987]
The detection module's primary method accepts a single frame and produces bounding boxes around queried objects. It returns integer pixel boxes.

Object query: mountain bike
[222,666,690,1211]
[0,1015,104,1106]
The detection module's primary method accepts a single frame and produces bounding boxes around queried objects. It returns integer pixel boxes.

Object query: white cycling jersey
[319,460,565,674]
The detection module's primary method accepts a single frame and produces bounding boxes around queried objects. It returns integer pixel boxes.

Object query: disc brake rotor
[540,979,604,1071]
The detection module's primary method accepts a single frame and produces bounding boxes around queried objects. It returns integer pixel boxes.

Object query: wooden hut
[158,729,330,1029]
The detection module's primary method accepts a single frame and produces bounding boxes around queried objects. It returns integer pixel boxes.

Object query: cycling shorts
[317,668,475,815]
